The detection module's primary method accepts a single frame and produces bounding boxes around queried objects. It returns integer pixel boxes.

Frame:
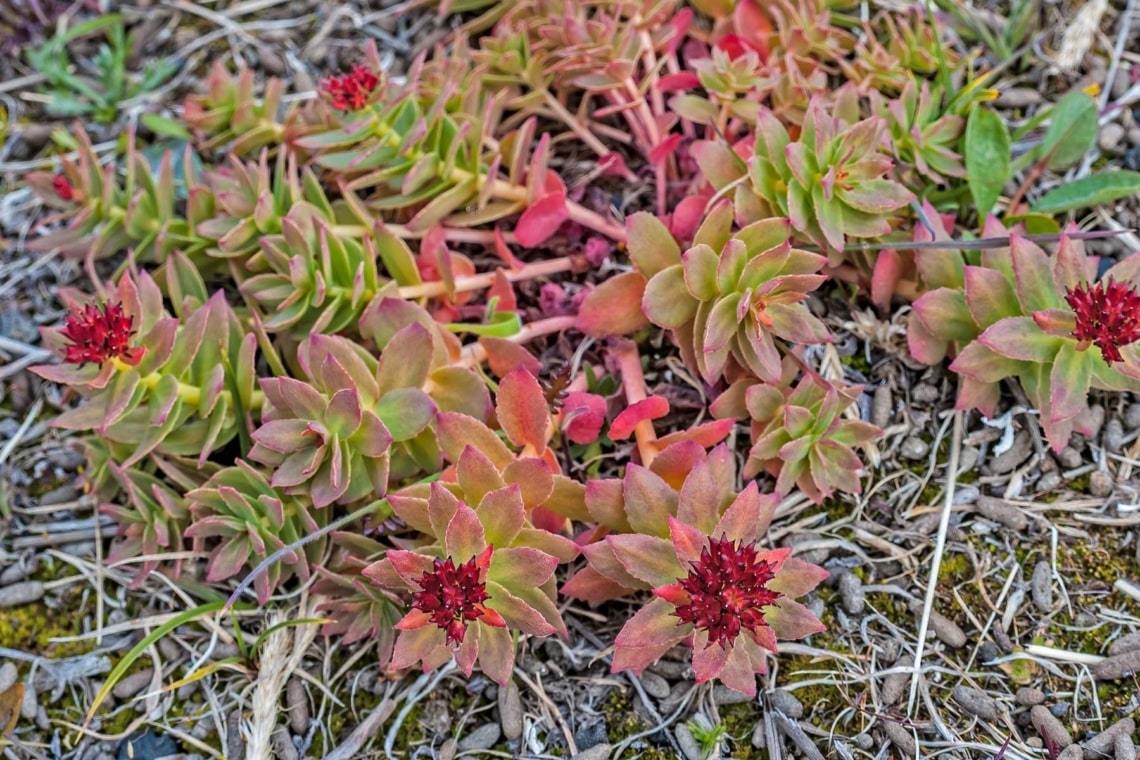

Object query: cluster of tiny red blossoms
[670,537,782,648]
[320,64,380,112]
[410,549,503,646]
[60,302,142,367]
[52,175,74,201]
[1064,279,1140,364]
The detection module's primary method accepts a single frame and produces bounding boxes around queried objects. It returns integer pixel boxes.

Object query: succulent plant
[250,310,490,507]
[876,78,966,188]
[313,533,404,657]
[99,464,191,582]
[749,99,914,253]
[909,232,1140,451]
[32,270,260,468]
[637,209,830,383]
[843,10,959,94]
[712,368,881,502]
[185,460,329,605]
[362,481,570,684]
[603,466,828,695]
[182,61,290,156]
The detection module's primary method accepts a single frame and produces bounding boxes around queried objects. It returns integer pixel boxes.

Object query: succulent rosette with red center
[320,64,381,112]
[363,482,569,684]
[606,480,828,696]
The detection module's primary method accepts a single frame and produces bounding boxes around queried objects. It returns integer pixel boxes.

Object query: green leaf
[1039,91,1098,170]
[964,106,1011,216]
[1031,171,1140,214]
[141,113,193,141]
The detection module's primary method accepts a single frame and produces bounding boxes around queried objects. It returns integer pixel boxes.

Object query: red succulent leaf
[560,391,607,444]
[609,396,670,441]
[515,192,569,248]
[52,174,75,201]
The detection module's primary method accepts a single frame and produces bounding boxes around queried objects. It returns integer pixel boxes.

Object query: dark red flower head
[60,302,143,367]
[52,175,75,201]
[320,64,380,112]
[671,536,782,649]
[1064,279,1140,364]
[410,547,501,646]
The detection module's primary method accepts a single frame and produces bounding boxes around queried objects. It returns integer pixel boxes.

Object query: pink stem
[398,257,578,300]
[459,315,579,367]
[614,339,659,467]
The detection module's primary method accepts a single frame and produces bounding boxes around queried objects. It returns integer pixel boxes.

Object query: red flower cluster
[52,175,75,201]
[670,536,782,648]
[409,548,504,646]
[60,302,143,367]
[320,64,380,112]
[1064,279,1140,364]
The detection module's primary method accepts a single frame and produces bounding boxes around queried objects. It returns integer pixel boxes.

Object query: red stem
[613,339,659,467]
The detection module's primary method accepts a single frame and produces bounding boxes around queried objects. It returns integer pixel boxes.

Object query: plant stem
[112,358,266,410]
[397,256,580,300]
[458,314,579,367]
[613,339,659,467]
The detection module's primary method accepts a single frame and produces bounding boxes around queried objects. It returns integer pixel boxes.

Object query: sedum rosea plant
[604,461,828,695]
[638,208,830,383]
[909,231,1140,451]
[712,363,881,502]
[362,480,571,684]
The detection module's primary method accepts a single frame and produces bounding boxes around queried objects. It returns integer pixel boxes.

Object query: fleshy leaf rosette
[185,460,329,605]
[640,211,830,383]
[32,270,259,467]
[250,319,488,507]
[712,372,881,502]
[747,99,914,253]
[607,478,828,696]
[943,238,1140,451]
[362,482,568,684]
[563,442,750,603]
[313,533,404,659]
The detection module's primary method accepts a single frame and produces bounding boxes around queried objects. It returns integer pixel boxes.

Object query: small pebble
[852,733,874,750]
[572,745,613,760]
[647,660,689,679]
[574,720,608,751]
[1058,446,1084,469]
[953,485,980,506]
[112,668,154,701]
[838,572,865,615]
[1089,470,1114,498]
[35,704,50,731]
[0,560,33,586]
[498,679,523,741]
[1082,718,1135,758]
[20,680,36,720]
[1037,472,1062,492]
[912,383,940,405]
[872,386,892,429]
[0,581,45,607]
[1031,705,1073,748]
[458,723,501,752]
[1125,404,1140,431]
[271,729,299,760]
[996,87,1043,108]
[769,689,803,718]
[675,724,705,760]
[1015,687,1046,706]
[0,663,17,692]
[880,656,913,705]
[639,671,670,700]
[226,710,245,759]
[880,721,917,756]
[1104,418,1125,453]
[440,738,457,760]
[286,677,309,736]
[989,432,1033,474]
[1099,123,1126,153]
[900,437,929,461]
[1125,144,1140,171]
[712,684,751,704]
[1058,745,1083,760]
[1031,561,1053,612]
[927,611,967,648]
[952,685,999,721]
[1116,733,1137,760]
[1109,632,1140,656]
[1093,649,1140,680]
[976,496,1029,531]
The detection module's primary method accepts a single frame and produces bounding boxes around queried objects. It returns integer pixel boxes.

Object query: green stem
[112,358,265,411]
